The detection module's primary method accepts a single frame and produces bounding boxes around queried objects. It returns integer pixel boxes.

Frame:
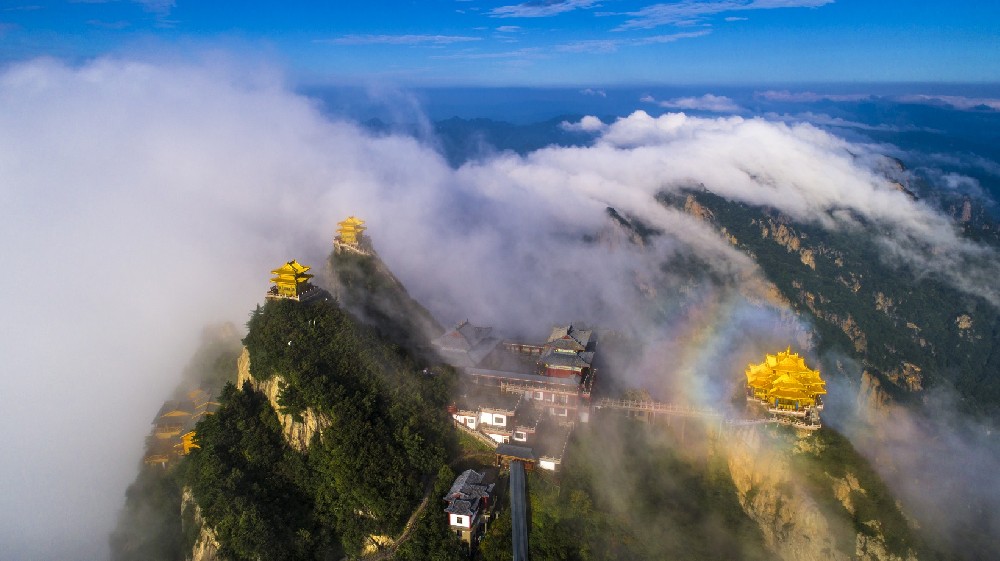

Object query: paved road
[510,460,528,561]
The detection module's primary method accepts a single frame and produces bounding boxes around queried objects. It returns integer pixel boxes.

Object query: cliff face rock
[236,347,331,451]
[725,428,850,561]
[856,371,892,424]
[856,525,919,561]
[684,194,714,221]
[726,428,916,561]
[182,487,224,561]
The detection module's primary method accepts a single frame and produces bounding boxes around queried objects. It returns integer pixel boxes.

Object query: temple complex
[266,259,320,302]
[745,347,826,420]
[433,320,501,368]
[143,388,220,467]
[435,322,597,425]
[437,322,597,471]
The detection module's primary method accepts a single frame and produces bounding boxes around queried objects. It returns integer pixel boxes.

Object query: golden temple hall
[336,216,366,246]
[267,259,319,301]
[745,347,826,416]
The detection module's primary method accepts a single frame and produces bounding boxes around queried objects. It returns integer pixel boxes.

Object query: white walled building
[443,469,495,550]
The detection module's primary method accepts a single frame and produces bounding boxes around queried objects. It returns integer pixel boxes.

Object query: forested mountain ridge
[111,247,468,561]
[658,189,1000,415]
[111,214,988,561]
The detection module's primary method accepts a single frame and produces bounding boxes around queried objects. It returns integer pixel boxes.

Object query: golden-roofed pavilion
[267,259,319,301]
[336,216,366,246]
[745,347,826,417]
[333,216,372,255]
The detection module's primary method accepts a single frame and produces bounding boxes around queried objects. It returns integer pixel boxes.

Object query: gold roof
[271,260,312,277]
[337,216,366,232]
[336,216,366,245]
[745,347,825,401]
[339,216,365,227]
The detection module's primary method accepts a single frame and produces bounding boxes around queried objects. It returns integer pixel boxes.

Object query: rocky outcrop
[684,194,714,221]
[182,487,224,561]
[725,428,917,561]
[886,362,923,393]
[725,427,850,561]
[832,472,865,515]
[856,371,892,424]
[236,347,331,451]
[857,529,918,561]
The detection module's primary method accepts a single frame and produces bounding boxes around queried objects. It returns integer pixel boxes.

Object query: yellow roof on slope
[271,260,312,276]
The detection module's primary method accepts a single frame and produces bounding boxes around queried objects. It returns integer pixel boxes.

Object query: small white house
[452,412,477,429]
[443,469,495,549]
[479,410,508,427]
[539,458,559,471]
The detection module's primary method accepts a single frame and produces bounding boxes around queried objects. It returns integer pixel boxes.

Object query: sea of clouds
[1,57,997,559]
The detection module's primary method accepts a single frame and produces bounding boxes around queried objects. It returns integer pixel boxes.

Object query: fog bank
[2,57,998,559]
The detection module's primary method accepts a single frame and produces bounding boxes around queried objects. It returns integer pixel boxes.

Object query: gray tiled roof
[432,321,500,367]
[496,444,537,461]
[467,368,580,387]
[546,325,592,351]
[443,469,494,518]
[457,386,522,413]
[538,349,594,369]
[444,499,475,516]
[153,400,195,422]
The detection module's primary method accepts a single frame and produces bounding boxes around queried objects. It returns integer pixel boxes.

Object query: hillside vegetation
[660,190,1000,414]
[187,296,460,558]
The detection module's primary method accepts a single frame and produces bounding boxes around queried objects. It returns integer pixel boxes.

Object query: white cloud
[318,34,481,46]
[430,47,542,60]
[495,25,522,32]
[561,115,606,131]
[755,89,871,102]
[134,0,174,15]
[557,30,710,53]
[2,58,997,559]
[490,0,601,18]
[617,0,833,30]
[757,90,1000,111]
[724,16,749,21]
[588,111,1000,305]
[896,94,1000,111]
[765,111,928,132]
[655,93,742,112]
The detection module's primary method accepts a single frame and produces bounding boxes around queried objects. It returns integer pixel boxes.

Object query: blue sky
[2,1,999,86]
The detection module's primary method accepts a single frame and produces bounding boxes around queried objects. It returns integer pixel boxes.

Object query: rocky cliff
[724,426,922,561]
[725,427,852,560]
[181,488,223,561]
[663,188,1000,413]
[236,346,330,451]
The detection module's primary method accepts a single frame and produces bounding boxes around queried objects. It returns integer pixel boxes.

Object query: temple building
[333,216,372,255]
[440,322,597,473]
[434,323,597,423]
[537,325,595,379]
[336,216,365,245]
[745,347,826,418]
[143,388,220,467]
[443,469,496,551]
[432,320,501,368]
[266,259,320,302]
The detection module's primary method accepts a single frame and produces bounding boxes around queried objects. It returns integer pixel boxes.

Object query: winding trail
[354,475,436,561]
[354,452,494,561]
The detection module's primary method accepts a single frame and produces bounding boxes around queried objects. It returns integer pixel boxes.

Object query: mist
[2,56,999,559]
